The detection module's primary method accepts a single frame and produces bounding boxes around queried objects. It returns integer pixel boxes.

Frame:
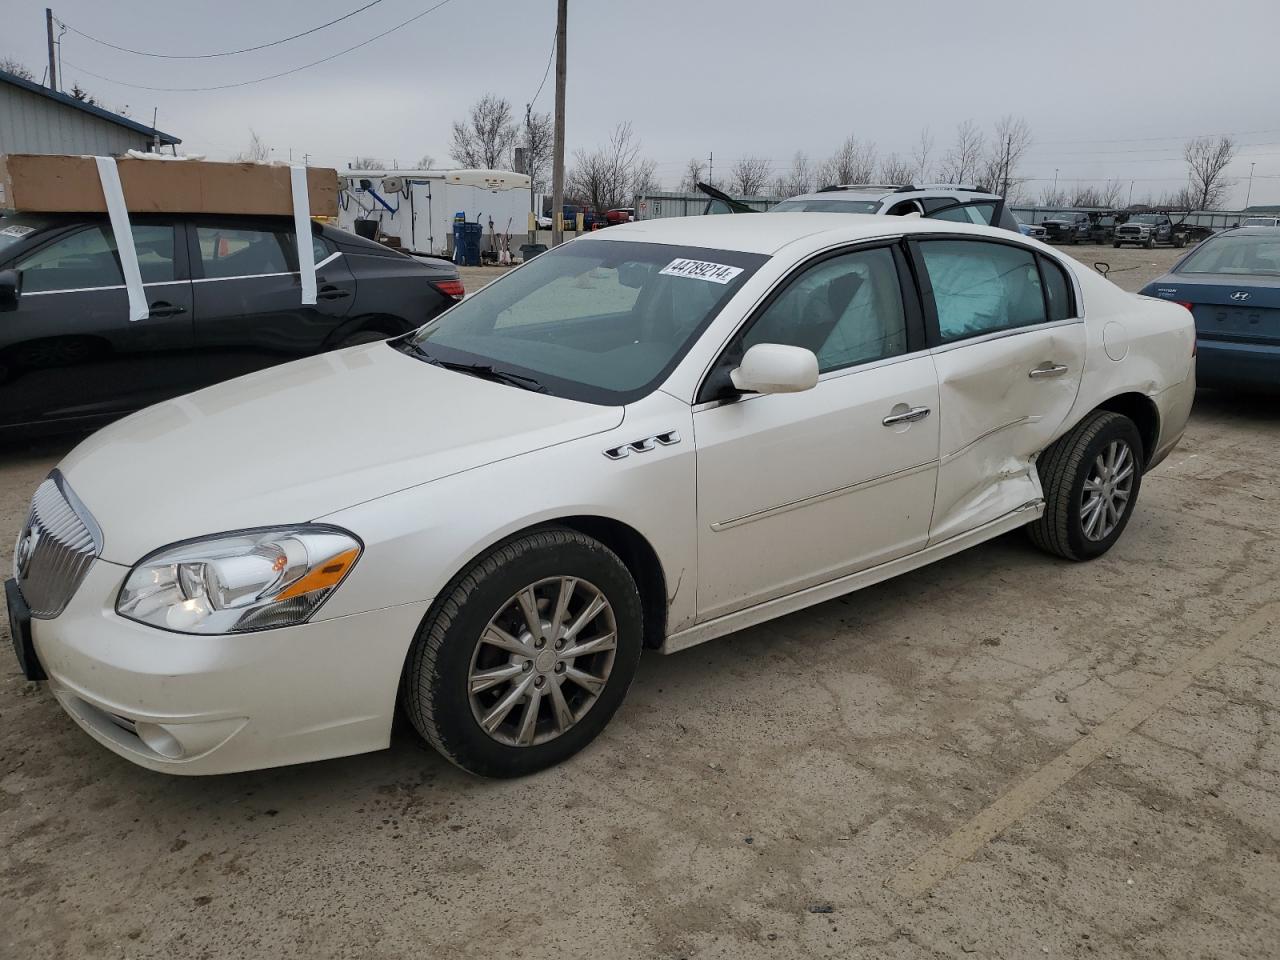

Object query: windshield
[1243,217,1278,227]
[1176,233,1280,276]
[771,198,880,214]
[407,238,766,404]
[1130,214,1163,224]
[0,213,57,256]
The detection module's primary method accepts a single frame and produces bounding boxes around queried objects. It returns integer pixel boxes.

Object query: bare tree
[234,130,272,163]
[1039,184,1072,207]
[69,83,97,106]
[730,155,772,195]
[1183,136,1235,210]
[824,135,878,185]
[981,115,1032,198]
[911,127,935,183]
[350,156,386,170]
[680,157,706,193]
[772,151,814,197]
[449,94,518,169]
[567,122,656,212]
[514,109,553,194]
[416,154,436,170]
[878,153,916,186]
[938,120,984,184]
[1,57,35,80]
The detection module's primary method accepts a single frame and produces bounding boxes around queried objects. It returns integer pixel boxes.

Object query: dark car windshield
[772,198,880,214]
[407,238,766,404]
[1176,232,1280,276]
[1130,214,1163,224]
[0,213,57,256]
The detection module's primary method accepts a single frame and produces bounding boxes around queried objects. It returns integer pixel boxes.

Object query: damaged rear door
[908,236,1085,544]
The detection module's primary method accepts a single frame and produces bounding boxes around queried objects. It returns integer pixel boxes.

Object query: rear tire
[338,329,390,347]
[1028,411,1144,562]
[1145,235,1155,249]
[401,528,643,778]
[1113,241,1121,248]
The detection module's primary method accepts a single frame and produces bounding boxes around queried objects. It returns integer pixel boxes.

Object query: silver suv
[771,183,1022,233]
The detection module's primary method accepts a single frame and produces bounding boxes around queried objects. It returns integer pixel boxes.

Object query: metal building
[0,68,180,156]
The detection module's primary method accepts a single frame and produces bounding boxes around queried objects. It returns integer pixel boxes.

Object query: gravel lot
[4,244,1278,960]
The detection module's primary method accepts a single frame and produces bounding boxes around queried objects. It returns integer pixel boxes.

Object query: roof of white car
[595,212,1000,255]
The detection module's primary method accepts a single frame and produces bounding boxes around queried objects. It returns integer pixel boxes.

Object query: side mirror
[730,343,819,395]
[0,269,20,309]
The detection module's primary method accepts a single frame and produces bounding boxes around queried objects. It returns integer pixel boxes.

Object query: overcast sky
[6,0,1278,207]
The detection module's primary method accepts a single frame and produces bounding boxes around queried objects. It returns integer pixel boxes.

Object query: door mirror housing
[0,269,19,309]
[730,343,819,395]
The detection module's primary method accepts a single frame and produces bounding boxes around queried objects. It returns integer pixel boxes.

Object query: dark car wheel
[402,528,643,778]
[1113,241,1121,248]
[1028,411,1144,562]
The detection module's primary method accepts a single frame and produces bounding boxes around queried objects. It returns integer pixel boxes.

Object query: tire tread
[1028,411,1131,561]
[401,528,639,774]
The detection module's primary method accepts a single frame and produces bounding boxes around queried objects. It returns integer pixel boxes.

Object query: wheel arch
[324,312,412,348]
[552,515,668,650]
[1092,392,1160,467]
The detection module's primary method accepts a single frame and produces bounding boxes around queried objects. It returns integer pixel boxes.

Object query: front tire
[1028,411,1144,561]
[402,528,643,777]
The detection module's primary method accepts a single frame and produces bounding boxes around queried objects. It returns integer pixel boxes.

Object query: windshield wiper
[404,344,547,393]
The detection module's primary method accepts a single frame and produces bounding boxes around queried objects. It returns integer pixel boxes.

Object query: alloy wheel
[1080,439,1135,541]
[467,576,617,747]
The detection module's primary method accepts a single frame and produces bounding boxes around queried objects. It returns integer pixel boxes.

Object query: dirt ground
[3,244,1278,960]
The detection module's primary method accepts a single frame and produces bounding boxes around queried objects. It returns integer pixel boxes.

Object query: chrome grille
[13,471,102,619]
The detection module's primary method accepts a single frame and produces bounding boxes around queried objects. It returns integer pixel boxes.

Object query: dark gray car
[0,213,463,436]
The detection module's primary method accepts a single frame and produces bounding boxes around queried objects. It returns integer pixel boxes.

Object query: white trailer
[337,168,533,259]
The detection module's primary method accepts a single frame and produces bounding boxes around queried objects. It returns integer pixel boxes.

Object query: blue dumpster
[452,222,483,267]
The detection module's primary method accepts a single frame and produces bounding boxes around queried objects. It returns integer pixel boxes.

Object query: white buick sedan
[7,214,1195,778]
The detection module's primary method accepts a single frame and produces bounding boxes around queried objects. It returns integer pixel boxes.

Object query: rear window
[1176,233,1280,276]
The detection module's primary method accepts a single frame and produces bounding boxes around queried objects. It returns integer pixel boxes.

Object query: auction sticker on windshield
[659,258,744,284]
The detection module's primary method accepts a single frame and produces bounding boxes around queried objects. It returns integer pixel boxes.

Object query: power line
[61,0,457,92]
[55,0,389,59]
[530,26,556,106]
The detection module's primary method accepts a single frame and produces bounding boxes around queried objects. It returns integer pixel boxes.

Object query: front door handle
[1028,362,1069,379]
[147,301,186,318]
[882,405,931,426]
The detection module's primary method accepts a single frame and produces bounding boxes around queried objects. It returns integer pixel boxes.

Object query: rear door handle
[1028,363,1069,379]
[147,301,186,318]
[882,405,931,426]
[318,285,351,301]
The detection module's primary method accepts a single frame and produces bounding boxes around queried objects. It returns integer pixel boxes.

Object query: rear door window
[195,224,295,279]
[918,239,1047,341]
[924,201,996,226]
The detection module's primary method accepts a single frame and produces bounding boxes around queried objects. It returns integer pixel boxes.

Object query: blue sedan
[1140,227,1280,390]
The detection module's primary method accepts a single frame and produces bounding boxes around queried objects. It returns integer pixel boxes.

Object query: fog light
[135,722,186,759]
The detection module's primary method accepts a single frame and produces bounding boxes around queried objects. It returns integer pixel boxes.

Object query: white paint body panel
[27,214,1195,774]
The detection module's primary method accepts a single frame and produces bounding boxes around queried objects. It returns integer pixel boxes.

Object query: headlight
[116,526,362,634]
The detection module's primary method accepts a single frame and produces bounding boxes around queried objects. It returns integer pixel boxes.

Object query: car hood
[58,343,624,563]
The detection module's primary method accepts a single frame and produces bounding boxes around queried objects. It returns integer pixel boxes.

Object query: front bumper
[27,559,430,775]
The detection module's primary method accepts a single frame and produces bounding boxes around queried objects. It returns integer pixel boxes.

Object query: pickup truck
[1114,213,1186,248]
[1041,212,1092,244]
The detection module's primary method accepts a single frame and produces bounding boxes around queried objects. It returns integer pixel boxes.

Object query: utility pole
[550,0,567,246]
[1053,168,1059,197]
[708,151,713,187]
[1245,161,1256,209]
[1128,180,1135,207]
[45,8,58,92]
